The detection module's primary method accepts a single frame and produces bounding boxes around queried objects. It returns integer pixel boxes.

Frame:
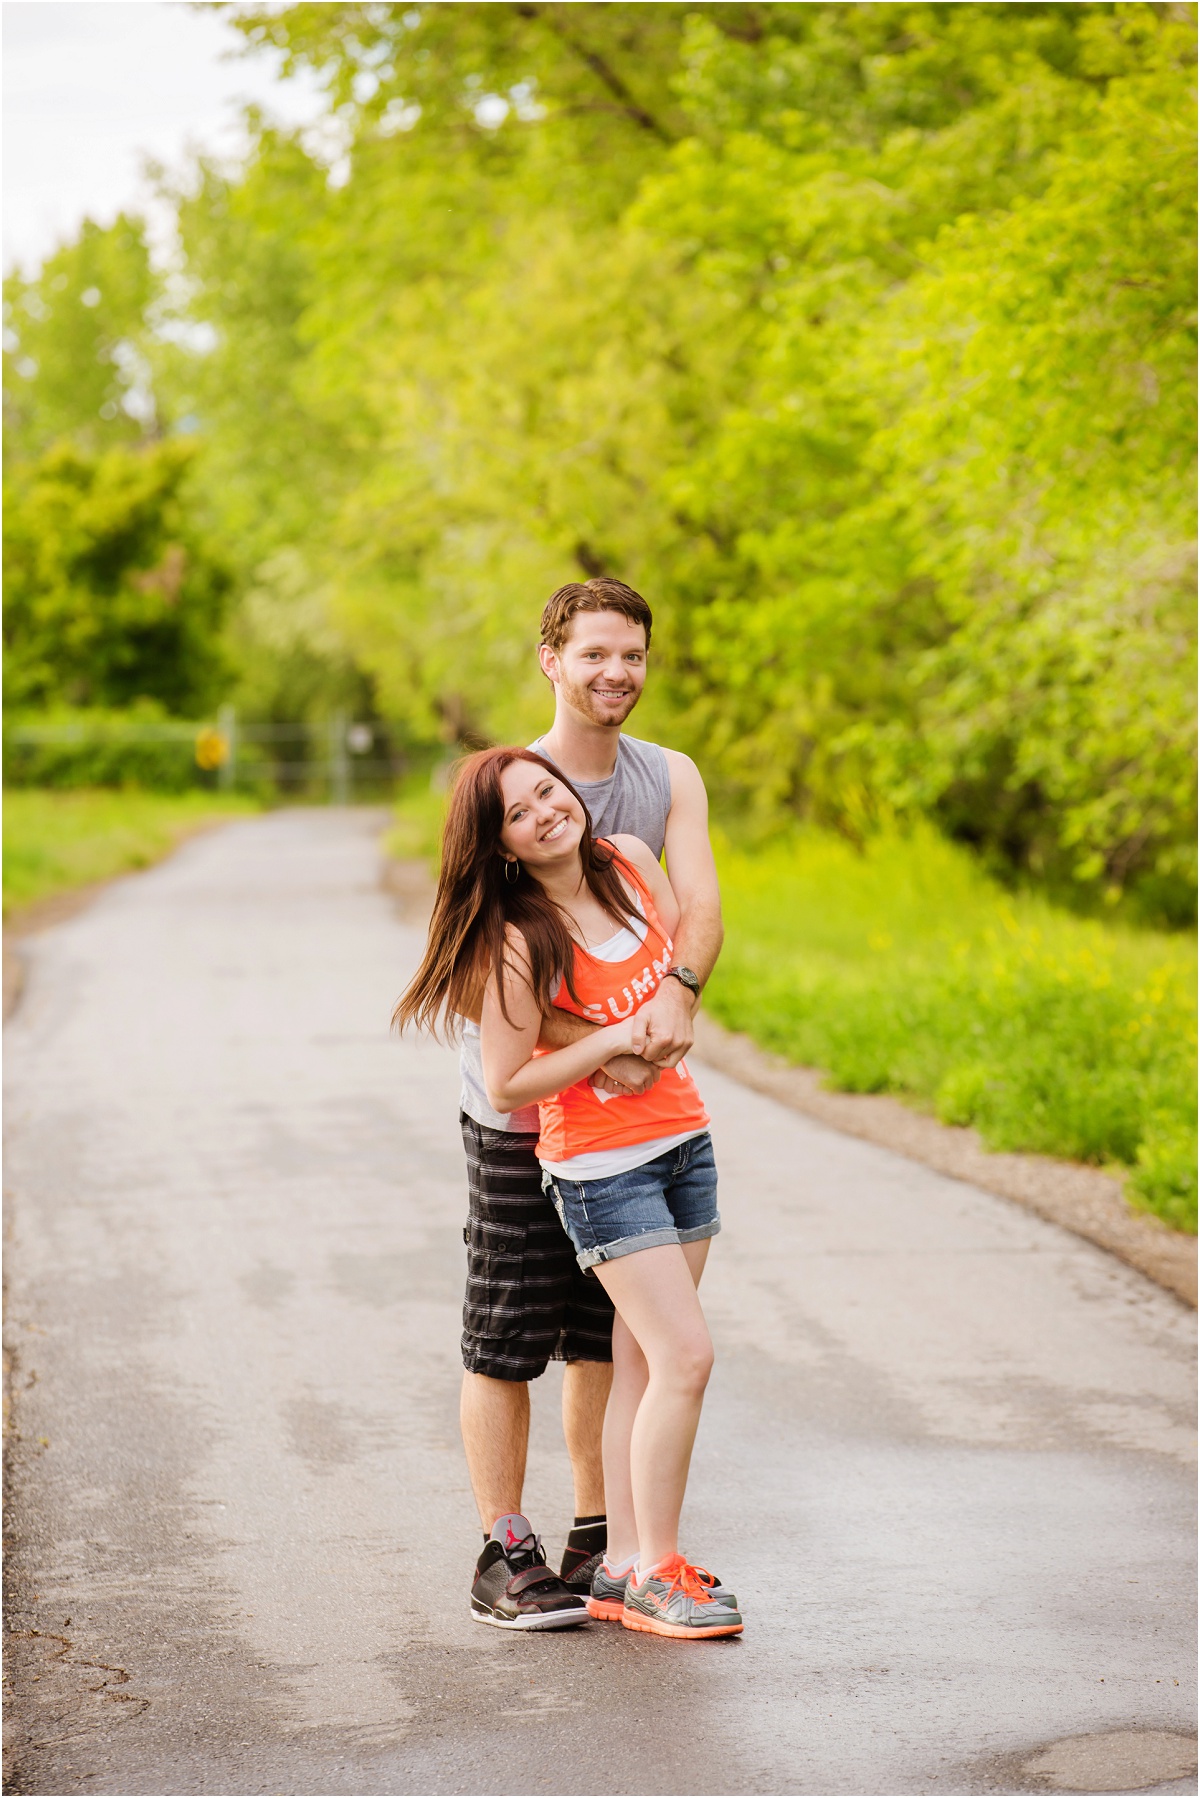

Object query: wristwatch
[664,965,701,999]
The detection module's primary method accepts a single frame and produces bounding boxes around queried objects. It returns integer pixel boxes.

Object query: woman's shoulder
[499,919,533,966]
[603,832,659,878]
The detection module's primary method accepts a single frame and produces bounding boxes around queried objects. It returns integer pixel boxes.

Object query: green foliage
[227,549,378,725]
[4,703,209,792]
[228,2,729,203]
[382,768,454,864]
[1130,1112,1198,1234]
[3,438,232,713]
[2,787,259,914]
[184,0,1194,911]
[3,215,160,458]
[162,128,351,573]
[3,4,1194,919]
[704,822,1197,1231]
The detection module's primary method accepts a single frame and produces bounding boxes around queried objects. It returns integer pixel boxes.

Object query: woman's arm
[480,928,644,1113]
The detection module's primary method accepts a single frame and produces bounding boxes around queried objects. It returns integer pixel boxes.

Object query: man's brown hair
[539,577,653,654]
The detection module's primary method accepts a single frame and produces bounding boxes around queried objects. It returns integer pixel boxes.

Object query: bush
[4,704,208,792]
[3,439,231,714]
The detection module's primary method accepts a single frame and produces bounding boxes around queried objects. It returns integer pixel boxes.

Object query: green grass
[382,775,451,865]
[3,788,261,916]
[707,823,1197,1234]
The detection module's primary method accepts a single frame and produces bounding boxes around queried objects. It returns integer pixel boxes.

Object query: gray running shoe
[621,1554,743,1639]
[588,1558,737,1621]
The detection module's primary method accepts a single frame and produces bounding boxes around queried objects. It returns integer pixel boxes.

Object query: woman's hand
[605,1014,649,1059]
[592,1052,663,1097]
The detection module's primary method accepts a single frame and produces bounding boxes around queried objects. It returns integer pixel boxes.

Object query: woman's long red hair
[393,747,637,1034]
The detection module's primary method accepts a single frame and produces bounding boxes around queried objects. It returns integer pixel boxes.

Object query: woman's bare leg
[599,1312,647,1564]
[594,1239,712,1569]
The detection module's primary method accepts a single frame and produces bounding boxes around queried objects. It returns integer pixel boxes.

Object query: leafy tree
[10,2,1190,914]
[3,439,231,713]
[620,3,1196,906]
[161,125,350,573]
[228,546,378,723]
[3,215,161,460]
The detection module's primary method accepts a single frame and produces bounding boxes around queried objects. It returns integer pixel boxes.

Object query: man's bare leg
[460,1371,529,1531]
[561,1359,612,1518]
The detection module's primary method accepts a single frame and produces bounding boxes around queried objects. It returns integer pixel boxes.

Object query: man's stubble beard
[560,673,641,729]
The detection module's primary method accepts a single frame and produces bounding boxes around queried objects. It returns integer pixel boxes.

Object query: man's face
[539,610,647,728]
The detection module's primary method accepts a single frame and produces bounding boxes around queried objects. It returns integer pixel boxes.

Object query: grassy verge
[382,776,449,865]
[3,788,261,916]
[707,824,1196,1233]
[385,787,1197,1233]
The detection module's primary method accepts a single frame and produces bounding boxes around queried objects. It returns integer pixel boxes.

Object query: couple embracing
[396,577,741,1640]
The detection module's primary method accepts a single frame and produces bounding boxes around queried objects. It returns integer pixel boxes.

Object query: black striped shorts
[460,1112,614,1382]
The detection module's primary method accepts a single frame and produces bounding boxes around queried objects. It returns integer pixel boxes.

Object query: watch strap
[665,966,701,995]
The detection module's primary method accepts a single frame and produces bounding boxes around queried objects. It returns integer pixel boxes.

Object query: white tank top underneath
[540,1127,704,1183]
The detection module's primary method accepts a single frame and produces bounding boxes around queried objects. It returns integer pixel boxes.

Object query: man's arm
[459,956,661,1095]
[636,749,724,1068]
[480,930,647,1112]
[538,995,662,1095]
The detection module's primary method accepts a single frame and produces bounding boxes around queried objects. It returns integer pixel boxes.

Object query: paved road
[4,809,1196,1797]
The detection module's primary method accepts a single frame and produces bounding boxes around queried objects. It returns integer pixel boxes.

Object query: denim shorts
[542,1132,719,1273]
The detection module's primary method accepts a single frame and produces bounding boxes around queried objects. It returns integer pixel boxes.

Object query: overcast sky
[3,1,327,275]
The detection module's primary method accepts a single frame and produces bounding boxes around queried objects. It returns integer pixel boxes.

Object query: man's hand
[591,1053,664,1097]
[637,975,696,1069]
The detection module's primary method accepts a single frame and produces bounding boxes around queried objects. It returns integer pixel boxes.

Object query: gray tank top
[459,735,672,1134]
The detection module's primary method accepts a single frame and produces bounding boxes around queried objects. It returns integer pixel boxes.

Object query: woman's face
[497,761,587,874]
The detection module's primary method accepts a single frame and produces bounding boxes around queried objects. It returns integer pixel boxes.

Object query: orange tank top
[533,847,709,1163]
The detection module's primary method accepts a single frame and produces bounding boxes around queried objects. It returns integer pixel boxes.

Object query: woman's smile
[497,762,588,865]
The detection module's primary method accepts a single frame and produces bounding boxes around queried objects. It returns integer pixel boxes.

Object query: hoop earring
[504,859,519,884]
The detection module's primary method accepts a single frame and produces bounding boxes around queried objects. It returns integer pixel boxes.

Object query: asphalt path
[4,809,1196,1797]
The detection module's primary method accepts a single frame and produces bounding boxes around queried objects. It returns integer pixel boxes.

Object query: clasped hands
[591,981,696,1098]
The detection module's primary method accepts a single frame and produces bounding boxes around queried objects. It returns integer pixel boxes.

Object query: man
[460,576,724,1629]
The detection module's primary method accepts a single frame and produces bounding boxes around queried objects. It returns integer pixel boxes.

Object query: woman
[396,747,741,1640]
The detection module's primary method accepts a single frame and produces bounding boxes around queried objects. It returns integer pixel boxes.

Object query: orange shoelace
[649,1554,717,1604]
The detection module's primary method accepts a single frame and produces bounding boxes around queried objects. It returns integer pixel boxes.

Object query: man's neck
[539,700,624,783]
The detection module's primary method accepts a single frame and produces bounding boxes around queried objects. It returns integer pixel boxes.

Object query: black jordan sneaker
[560,1545,604,1596]
[470,1514,588,1630]
[559,1518,607,1595]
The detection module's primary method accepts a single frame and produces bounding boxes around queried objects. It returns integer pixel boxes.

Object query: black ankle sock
[566,1515,607,1556]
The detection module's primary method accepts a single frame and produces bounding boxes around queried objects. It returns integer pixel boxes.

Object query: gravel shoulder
[692,1014,1197,1309]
